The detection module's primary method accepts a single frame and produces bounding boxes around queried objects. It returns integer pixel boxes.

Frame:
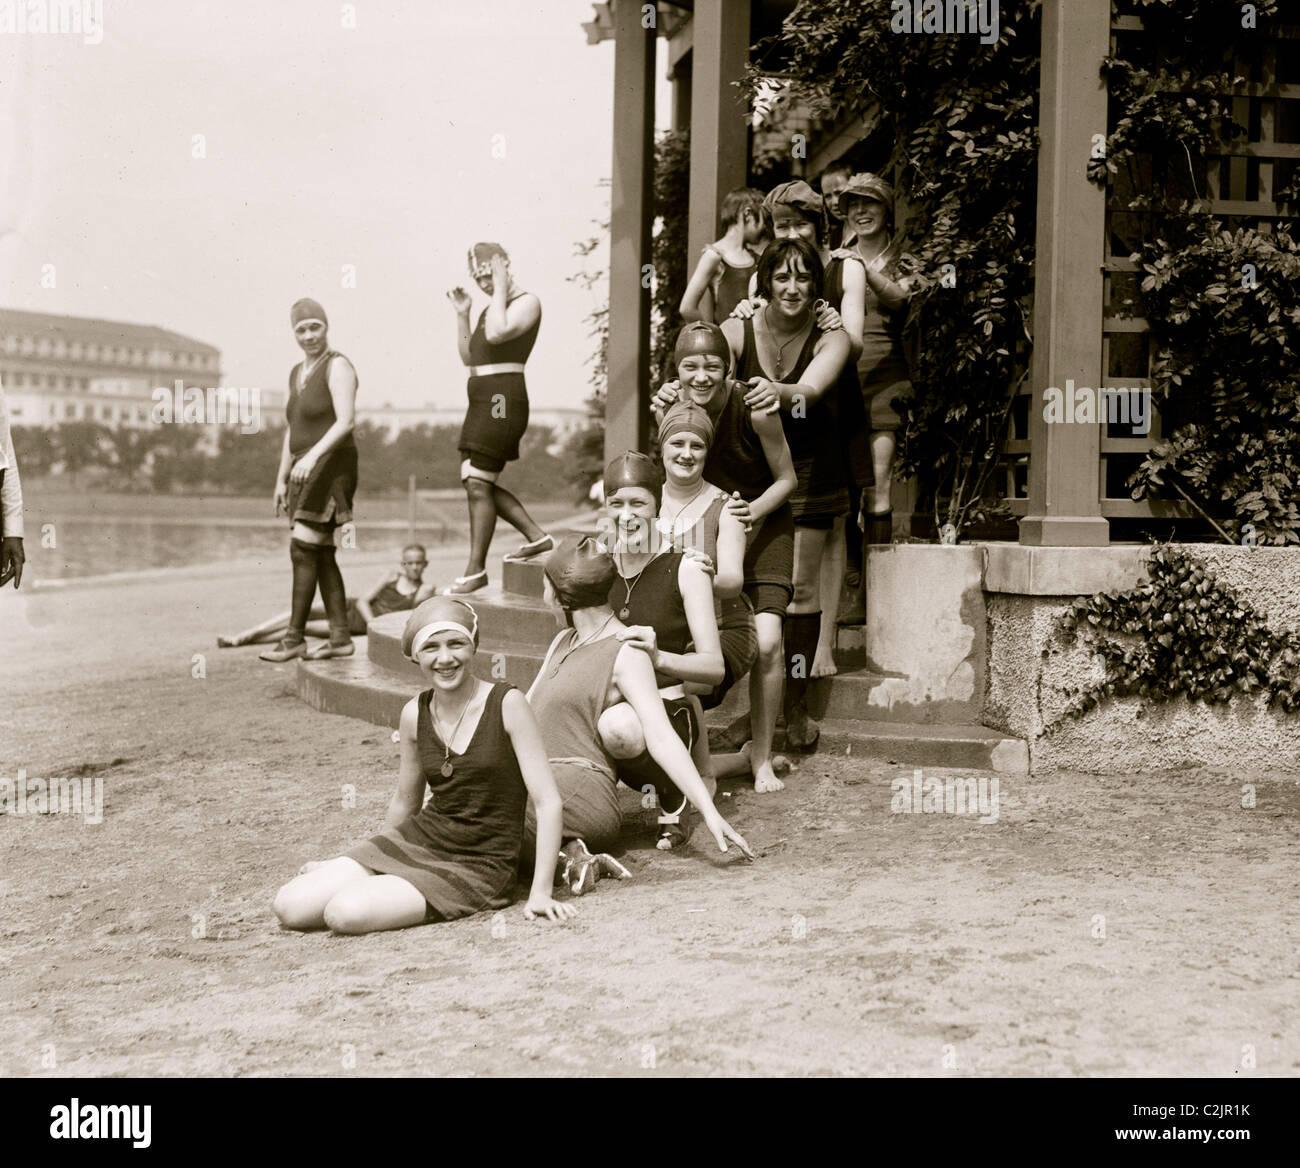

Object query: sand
[1,544,1298,1077]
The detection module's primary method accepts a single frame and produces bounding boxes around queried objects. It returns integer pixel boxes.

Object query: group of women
[268,170,914,934]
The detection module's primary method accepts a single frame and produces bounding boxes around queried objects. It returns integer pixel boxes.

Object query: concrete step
[295,657,1026,773]
[367,589,561,674]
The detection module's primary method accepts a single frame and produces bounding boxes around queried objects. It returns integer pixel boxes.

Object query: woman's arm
[864,261,913,313]
[502,689,577,921]
[646,558,724,686]
[712,506,747,599]
[610,646,754,858]
[291,356,358,480]
[484,290,541,345]
[839,261,867,364]
[383,697,426,829]
[273,428,292,514]
[746,408,797,522]
[773,328,851,410]
[679,249,723,323]
[455,307,473,366]
[357,570,398,624]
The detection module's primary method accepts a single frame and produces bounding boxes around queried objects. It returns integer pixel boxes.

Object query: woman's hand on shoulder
[680,547,716,578]
[615,624,659,667]
[724,490,753,530]
[651,379,681,414]
[730,296,765,320]
[523,894,578,922]
[742,376,781,415]
[814,299,844,333]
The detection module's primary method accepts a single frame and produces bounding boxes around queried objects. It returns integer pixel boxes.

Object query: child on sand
[679,188,770,325]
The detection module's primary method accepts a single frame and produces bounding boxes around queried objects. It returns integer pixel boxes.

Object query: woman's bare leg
[321,875,429,934]
[492,484,545,543]
[748,612,786,793]
[273,857,372,929]
[813,517,845,677]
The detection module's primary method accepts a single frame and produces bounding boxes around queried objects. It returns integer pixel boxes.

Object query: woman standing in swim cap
[650,321,798,794]
[273,595,578,932]
[444,243,552,595]
[260,298,360,663]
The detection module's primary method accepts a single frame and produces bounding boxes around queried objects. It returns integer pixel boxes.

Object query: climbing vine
[1051,544,1300,728]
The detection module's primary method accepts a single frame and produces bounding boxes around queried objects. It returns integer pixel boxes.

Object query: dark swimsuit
[701,382,795,618]
[459,299,540,475]
[347,683,527,921]
[738,316,848,527]
[285,351,358,528]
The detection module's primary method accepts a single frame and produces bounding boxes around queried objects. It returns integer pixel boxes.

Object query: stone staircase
[297,544,1028,773]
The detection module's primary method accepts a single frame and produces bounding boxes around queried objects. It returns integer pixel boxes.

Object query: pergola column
[605,0,656,462]
[686,0,750,267]
[1019,0,1111,546]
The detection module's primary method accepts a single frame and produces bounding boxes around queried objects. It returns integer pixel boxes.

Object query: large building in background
[0,307,285,452]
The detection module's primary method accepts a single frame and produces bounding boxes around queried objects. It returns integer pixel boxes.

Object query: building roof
[0,307,221,356]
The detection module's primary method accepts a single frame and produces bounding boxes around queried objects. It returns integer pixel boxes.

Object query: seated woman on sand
[218,544,435,648]
[519,533,754,893]
[272,595,576,933]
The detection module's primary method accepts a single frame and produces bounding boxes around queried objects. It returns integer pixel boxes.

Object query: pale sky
[0,0,671,410]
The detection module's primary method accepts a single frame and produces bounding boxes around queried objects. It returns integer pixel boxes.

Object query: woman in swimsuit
[273,596,576,932]
[444,243,553,595]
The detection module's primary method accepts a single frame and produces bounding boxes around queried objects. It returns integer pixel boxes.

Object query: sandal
[258,638,307,662]
[441,570,488,595]
[503,534,554,562]
[305,638,355,660]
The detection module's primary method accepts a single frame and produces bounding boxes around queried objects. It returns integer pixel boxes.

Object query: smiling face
[844,194,888,242]
[603,485,658,553]
[413,628,476,691]
[770,204,819,246]
[676,352,728,407]
[768,255,816,319]
[293,320,328,358]
[661,432,709,489]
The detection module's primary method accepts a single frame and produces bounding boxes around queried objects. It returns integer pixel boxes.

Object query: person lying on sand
[217,544,434,648]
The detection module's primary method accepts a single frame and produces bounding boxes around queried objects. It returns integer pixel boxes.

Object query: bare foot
[752,759,786,793]
[811,644,837,678]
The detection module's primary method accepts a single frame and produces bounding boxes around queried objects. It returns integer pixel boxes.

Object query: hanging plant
[1049,544,1300,730]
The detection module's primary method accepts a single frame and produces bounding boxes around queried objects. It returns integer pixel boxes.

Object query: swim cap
[468,242,509,279]
[672,321,731,367]
[290,298,328,328]
[840,172,894,215]
[603,451,663,508]
[764,180,824,217]
[402,596,480,659]
[657,401,714,448]
[543,534,618,612]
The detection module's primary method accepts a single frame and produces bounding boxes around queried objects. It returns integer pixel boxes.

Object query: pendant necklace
[763,307,807,380]
[549,613,616,678]
[660,482,709,548]
[615,551,660,621]
[432,686,475,778]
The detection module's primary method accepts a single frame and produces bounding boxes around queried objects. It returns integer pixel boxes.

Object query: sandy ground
[1,543,1298,1078]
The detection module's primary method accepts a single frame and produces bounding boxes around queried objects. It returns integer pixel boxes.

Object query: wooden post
[1019,0,1111,546]
[604,1,656,462]
[686,0,751,271]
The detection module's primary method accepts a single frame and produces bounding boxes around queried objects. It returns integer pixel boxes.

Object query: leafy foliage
[1051,544,1300,727]
[1098,0,1297,542]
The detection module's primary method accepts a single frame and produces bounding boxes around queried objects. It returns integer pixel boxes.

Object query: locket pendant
[440,760,454,778]
[619,607,630,620]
